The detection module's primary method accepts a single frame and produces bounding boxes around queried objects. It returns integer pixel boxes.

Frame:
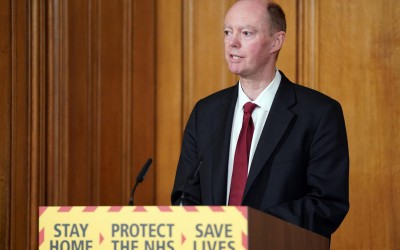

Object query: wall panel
[155,0,183,205]
[275,0,297,81]
[66,0,92,205]
[130,0,156,205]
[182,0,236,122]
[96,0,126,205]
[314,1,400,249]
[9,0,33,248]
[2,0,157,247]
[46,0,156,207]
[0,0,12,248]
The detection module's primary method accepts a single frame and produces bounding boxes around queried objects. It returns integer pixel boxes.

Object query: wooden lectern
[39,206,329,250]
[247,207,329,250]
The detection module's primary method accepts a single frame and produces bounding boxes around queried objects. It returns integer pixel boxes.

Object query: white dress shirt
[226,69,281,204]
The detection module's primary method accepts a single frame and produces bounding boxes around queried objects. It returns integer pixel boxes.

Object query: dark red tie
[229,102,257,205]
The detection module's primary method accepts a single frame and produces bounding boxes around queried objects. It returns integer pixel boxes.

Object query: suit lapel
[243,75,296,200]
[211,85,238,205]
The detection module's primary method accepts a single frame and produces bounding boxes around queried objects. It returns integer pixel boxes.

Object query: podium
[247,207,329,249]
[39,206,329,250]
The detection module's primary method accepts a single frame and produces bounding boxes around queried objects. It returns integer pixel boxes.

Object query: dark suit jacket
[171,72,349,237]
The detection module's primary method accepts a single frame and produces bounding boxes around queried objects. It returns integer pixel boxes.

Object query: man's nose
[229,33,240,48]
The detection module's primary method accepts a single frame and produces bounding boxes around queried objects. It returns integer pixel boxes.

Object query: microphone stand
[179,160,202,206]
[128,158,152,206]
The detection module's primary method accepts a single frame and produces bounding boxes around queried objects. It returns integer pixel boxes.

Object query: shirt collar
[238,69,281,112]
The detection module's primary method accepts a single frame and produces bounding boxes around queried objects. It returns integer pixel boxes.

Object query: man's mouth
[230,54,243,60]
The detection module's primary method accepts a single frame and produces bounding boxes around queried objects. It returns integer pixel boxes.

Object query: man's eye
[243,31,252,37]
[224,30,231,36]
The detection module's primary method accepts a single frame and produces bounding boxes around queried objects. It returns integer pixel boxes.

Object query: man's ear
[270,31,286,53]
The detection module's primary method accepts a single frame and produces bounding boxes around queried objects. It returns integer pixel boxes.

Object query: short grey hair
[267,2,286,35]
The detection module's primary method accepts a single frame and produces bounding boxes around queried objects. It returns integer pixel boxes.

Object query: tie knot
[243,102,257,114]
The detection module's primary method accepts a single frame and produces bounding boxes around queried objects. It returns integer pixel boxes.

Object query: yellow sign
[39,206,249,250]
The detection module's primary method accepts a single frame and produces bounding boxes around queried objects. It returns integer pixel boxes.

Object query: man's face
[224,0,274,79]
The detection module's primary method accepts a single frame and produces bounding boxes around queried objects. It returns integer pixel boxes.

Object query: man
[171,0,349,238]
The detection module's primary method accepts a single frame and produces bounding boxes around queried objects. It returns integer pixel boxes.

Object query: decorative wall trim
[298,0,319,89]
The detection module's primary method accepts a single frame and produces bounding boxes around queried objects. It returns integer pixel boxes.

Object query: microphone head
[136,158,152,183]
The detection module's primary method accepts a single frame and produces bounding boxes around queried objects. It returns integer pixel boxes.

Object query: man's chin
[228,66,243,75]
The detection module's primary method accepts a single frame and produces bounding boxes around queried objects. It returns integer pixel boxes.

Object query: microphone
[128,158,152,206]
[179,159,203,206]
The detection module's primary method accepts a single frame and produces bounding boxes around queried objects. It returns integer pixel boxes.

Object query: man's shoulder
[294,83,336,104]
[280,74,339,108]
